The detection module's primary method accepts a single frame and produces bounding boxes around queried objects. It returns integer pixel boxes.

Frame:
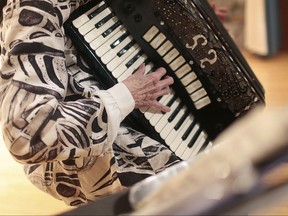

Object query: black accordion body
[64,0,265,160]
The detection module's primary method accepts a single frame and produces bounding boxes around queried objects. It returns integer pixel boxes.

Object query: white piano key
[107,44,141,71]
[164,114,190,150]
[149,94,174,125]
[180,146,193,160]
[165,128,181,149]
[78,7,113,36]
[181,130,204,160]
[143,26,159,42]
[110,48,140,77]
[175,124,199,157]
[163,48,179,64]
[109,46,141,76]
[165,121,181,143]
[85,28,102,44]
[191,88,207,102]
[95,29,129,57]
[73,15,90,29]
[168,115,193,152]
[160,106,187,139]
[150,98,181,127]
[144,93,172,120]
[174,142,188,158]
[157,40,173,56]
[186,80,202,94]
[144,62,154,75]
[84,16,119,43]
[194,96,211,110]
[155,104,182,134]
[72,1,106,28]
[205,142,213,150]
[191,133,208,157]
[118,53,148,82]
[89,25,123,50]
[180,147,193,160]
[101,35,134,64]
[145,92,174,121]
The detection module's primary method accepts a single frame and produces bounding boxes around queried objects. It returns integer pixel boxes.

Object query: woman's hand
[123,64,174,113]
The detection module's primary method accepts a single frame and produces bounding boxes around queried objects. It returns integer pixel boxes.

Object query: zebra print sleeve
[0,0,134,164]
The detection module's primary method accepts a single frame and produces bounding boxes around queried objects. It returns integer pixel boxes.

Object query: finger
[134,63,146,76]
[151,67,167,80]
[138,99,170,113]
[148,75,174,94]
[160,75,174,87]
[144,85,171,101]
[144,71,172,92]
[149,100,171,113]
[143,77,173,101]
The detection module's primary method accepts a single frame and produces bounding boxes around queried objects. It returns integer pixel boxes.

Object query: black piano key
[131,58,151,74]
[95,12,115,28]
[117,40,136,57]
[174,110,190,130]
[88,3,108,19]
[143,58,151,67]
[168,103,184,123]
[125,50,144,68]
[143,58,156,72]
[102,20,122,38]
[160,95,178,116]
[187,127,202,148]
[150,65,157,72]
[166,95,178,108]
[198,138,211,153]
[111,32,130,48]
[182,119,197,140]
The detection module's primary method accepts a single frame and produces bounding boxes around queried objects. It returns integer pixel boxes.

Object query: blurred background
[1,0,288,215]
[210,0,287,55]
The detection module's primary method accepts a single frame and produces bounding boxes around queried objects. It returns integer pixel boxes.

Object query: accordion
[64,0,265,160]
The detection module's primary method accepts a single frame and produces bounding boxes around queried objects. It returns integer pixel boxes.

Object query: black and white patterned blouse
[0,0,179,206]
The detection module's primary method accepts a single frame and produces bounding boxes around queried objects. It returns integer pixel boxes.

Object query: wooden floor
[0,49,288,215]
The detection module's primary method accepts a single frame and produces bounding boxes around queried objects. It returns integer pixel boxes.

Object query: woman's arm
[0,0,134,164]
[0,0,173,165]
